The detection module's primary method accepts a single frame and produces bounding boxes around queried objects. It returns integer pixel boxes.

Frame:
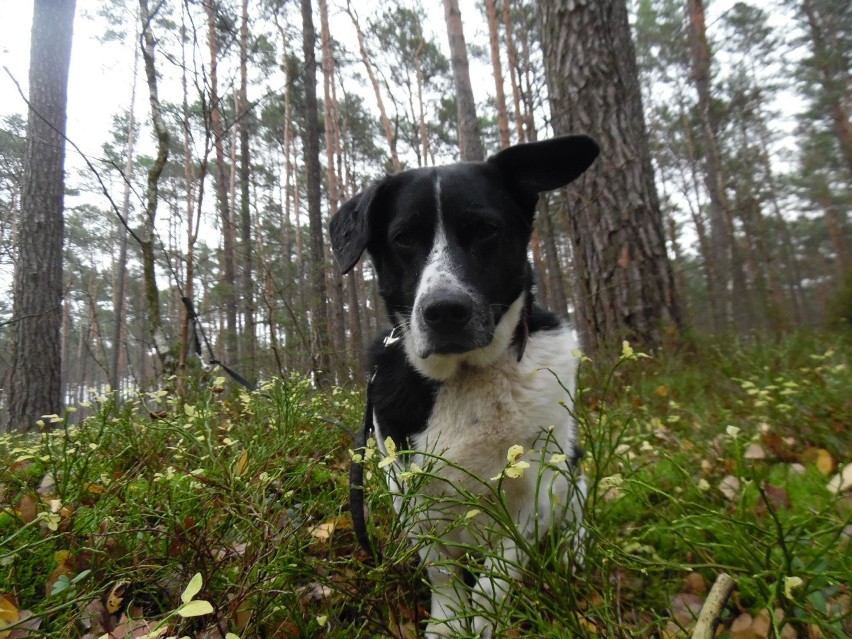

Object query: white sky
[1,1,136,161]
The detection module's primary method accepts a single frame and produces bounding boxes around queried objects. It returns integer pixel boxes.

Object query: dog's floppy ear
[330,180,385,274]
[487,135,599,193]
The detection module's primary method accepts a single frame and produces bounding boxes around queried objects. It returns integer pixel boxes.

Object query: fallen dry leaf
[6,609,41,639]
[760,483,792,511]
[803,448,835,476]
[827,463,852,494]
[730,612,756,639]
[744,443,766,460]
[718,475,741,501]
[106,580,130,614]
[683,572,707,596]
[15,495,37,524]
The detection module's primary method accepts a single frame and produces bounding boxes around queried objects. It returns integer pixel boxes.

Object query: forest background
[0,0,849,428]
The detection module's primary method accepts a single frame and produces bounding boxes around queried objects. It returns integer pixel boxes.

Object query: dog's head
[330,135,599,380]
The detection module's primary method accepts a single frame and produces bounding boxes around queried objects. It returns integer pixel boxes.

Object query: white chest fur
[375,325,582,548]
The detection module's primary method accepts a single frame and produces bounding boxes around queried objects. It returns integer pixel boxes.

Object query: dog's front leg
[470,538,524,639]
[425,562,467,638]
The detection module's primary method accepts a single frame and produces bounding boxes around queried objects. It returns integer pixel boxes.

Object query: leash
[350,374,380,560]
[182,296,258,392]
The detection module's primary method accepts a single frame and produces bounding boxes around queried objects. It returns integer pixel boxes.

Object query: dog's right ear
[329,181,384,274]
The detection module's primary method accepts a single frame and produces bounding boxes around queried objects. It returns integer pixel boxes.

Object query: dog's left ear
[487,135,599,193]
[329,180,386,274]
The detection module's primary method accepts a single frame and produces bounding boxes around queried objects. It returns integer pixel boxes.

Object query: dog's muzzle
[414,289,493,357]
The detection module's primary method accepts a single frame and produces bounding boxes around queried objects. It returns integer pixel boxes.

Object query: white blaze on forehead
[407,175,467,360]
[419,175,456,292]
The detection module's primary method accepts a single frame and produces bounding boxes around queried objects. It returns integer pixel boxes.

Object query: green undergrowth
[0,332,849,638]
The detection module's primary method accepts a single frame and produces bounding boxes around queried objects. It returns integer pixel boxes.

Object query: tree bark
[485,0,510,148]
[301,0,332,384]
[7,0,76,432]
[539,0,681,356]
[138,0,176,377]
[238,0,256,368]
[502,0,526,142]
[443,0,484,161]
[110,42,139,398]
[204,0,239,367]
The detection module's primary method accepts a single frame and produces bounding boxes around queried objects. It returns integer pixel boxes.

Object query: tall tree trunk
[204,0,239,367]
[111,42,139,398]
[800,0,852,178]
[414,40,431,166]
[138,0,175,378]
[687,0,735,332]
[301,0,332,384]
[539,0,681,356]
[238,0,255,368]
[319,0,348,379]
[443,0,484,161]
[7,0,76,432]
[485,0,510,148]
[502,0,526,142]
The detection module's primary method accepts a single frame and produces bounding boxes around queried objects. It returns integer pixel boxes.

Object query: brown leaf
[683,572,708,596]
[16,495,37,525]
[670,592,703,630]
[730,612,757,639]
[761,483,792,511]
[111,613,159,639]
[7,610,41,639]
[751,608,771,638]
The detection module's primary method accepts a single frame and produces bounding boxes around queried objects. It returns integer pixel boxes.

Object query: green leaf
[180,573,203,604]
[177,599,214,618]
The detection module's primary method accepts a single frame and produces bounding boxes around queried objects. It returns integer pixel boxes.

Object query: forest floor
[1,331,850,638]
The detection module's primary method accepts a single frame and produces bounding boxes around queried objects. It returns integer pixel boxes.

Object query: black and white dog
[330,135,599,638]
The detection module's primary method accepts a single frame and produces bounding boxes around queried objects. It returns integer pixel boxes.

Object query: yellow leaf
[181,573,203,604]
[184,404,196,418]
[0,595,19,625]
[106,580,129,614]
[309,519,339,542]
[235,449,248,477]
[803,447,835,475]
[177,599,214,618]
[507,445,524,463]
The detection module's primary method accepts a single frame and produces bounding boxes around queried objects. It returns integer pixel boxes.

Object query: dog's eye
[392,231,417,249]
[474,223,499,242]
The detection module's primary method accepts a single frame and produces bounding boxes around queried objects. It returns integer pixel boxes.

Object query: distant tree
[443,0,484,161]
[300,0,332,384]
[204,0,239,367]
[790,0,850,281]
[539,0,681,355]
[238,0,256,369]
[6,0,76,432]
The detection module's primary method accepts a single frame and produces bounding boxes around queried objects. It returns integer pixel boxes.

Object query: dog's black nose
[421,290,473,331]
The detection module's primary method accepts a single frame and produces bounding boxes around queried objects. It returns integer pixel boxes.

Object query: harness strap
[350,383,381,560]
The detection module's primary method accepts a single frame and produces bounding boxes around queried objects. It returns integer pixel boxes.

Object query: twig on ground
[692,572,736,639]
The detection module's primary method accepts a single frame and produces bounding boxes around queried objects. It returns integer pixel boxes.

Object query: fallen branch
[692,572,736,639]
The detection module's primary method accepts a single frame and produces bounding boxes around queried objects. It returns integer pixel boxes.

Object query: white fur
[376,323,585,638]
